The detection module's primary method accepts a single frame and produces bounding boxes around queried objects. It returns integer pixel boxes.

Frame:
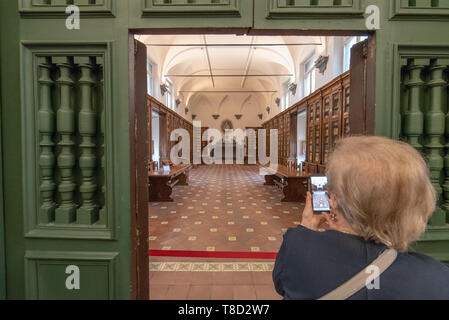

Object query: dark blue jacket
[273,225,449,300]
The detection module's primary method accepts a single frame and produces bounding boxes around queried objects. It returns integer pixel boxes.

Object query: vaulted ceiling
[138,34,323,114]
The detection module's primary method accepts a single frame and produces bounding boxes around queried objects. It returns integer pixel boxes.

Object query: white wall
[151,112,160,162]
[297,110,307,162]
[315,37,344,90]
[191,93,265,130]
[283,36,345,113]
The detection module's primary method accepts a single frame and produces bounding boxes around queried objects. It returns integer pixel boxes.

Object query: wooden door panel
[129,38,149,300]
[342,77,351,137]
[349,36,376,135]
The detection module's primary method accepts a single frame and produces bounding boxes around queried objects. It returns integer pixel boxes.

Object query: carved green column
[75,56,99,225]
[403,59,426,152]
[38,56,56,224]
[54,56,77,224]
[437,58,449,225]
[426,59,447,226]
[97,57,107,225]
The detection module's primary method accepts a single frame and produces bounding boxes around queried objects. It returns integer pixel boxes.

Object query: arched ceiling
[137,34,322,113]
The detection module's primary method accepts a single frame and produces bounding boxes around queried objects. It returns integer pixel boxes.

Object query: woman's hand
[300,192,325,231]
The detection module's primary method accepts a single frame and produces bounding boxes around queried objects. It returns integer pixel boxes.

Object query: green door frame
[0,0,21,299]
[0,60,5,300]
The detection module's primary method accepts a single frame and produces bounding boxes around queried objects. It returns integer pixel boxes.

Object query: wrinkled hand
[300,192,325,231]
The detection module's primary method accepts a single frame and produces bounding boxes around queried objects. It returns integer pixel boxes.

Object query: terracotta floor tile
[233,285,257,300]
[211,286,234,300]
[149,284,169,300]
[211,272,234,285]
[150,272,178,285]
[188,285,212,300]
[254,285,283,300]
[231,272,254,285]
[153,271,194,285]
[165,285,191,300]
[251,272,274,285]
[189,272,214,285]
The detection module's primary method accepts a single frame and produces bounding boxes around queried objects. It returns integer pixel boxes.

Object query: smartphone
[309,175,330,213]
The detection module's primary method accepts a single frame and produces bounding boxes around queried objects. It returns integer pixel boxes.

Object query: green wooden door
[1,0,448,299]
[1,0,134,300]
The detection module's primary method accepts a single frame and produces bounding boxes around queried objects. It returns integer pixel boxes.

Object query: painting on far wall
[221,120,233,133]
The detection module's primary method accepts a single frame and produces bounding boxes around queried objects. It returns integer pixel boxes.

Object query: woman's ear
[329,193,338,213]
[324,193,340,228]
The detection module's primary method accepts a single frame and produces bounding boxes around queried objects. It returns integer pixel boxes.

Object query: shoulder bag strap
[318,249,398,300]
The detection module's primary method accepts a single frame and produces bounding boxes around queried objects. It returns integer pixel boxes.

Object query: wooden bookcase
[245,127,261,164]
[262,71,351,173]
[147,95,193,165]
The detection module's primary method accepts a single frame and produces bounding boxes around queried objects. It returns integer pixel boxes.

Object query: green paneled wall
[390,0,449,20]
[141,0,242,17]
[0,0,448,299]
[19,0,116,17]
[265,0,364,19]
[130,0,253,29]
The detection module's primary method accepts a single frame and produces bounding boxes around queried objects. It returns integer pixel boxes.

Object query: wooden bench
[148,164,192,202]
[258,164,309,202]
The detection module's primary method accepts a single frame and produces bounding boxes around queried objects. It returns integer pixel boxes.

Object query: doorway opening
[151,111,160,168]
[297,110,307,167]
[129,30,375,300]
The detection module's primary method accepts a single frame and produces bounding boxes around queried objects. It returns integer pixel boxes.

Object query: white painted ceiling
[137,34,324,113]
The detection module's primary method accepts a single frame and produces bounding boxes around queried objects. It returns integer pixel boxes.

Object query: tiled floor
[150,270,282,300]
[149,165,302,300]
[150,261,274,272]
[149,165,305,252]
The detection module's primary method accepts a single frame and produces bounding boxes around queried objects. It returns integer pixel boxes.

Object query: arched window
[166,79,174,110]
[147,60,153,96]
[282,80,290,111]
[303,56,316,97]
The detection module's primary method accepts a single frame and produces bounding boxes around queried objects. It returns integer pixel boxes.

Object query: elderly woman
[273,136,449,300]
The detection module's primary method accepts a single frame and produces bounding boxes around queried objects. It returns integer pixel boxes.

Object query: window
[166,79,174,110]
[147,60,153,96]
[303,56,315,97]
[282,81,290,111]
[297,110,307,165]
[343,36,369,72]
[152,111,160,163]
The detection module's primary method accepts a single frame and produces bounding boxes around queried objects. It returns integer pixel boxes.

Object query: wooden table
[148,164,192,202]
[258,164,309,202]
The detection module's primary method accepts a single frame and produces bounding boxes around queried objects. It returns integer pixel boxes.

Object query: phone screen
[310,176,330,213]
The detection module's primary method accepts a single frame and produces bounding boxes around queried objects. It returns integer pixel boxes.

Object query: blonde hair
[326,136,436,252]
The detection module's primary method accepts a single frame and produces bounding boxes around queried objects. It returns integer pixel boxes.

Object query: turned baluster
[38,56,56,224]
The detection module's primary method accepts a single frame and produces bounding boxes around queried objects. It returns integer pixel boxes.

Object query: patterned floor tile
[149,165,305,253]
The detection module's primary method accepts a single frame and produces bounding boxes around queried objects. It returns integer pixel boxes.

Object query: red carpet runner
[149,249,277,260]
